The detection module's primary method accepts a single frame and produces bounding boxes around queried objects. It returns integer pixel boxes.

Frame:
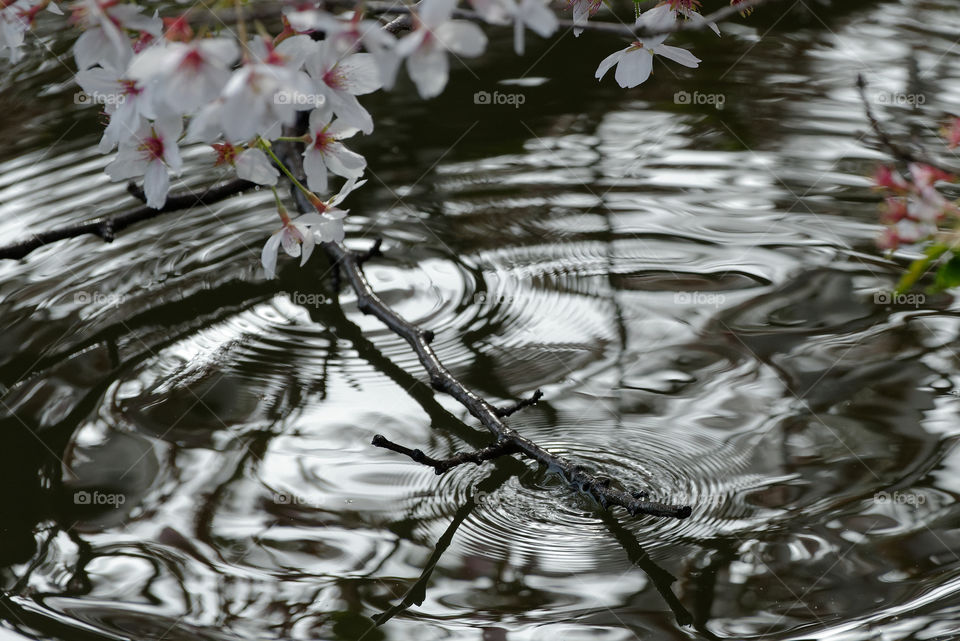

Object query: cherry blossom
[469,0,512,25]
[302,107,366,193]
[509,0,557,56]
[261,177,366,277]
[666,0,720,36]
[391,0,487,99]
[128,37,239,114]
[0,0,55,62]
[286,9,397,86]
[75,65,156,152]
[261,207,321,279]
[595,5,700,88]
[310,177,367,243]
[568,0,602,37]
[70,0,161,71]
[211,35,318,142]
[305,42,382,134]
[943,118,960,149]
[211,142,279,186]
[105,116,182,208]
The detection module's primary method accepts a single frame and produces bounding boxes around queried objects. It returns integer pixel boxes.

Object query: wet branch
[495,389,543,418]
[280,138,690,520]
[372,434,518,474]
[0,179,253,261]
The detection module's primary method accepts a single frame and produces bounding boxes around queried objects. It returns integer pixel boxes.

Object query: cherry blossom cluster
[11,0,747,276]
[874,161,958,250]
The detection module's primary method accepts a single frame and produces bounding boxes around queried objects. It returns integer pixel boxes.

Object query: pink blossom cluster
[874,163,958,250]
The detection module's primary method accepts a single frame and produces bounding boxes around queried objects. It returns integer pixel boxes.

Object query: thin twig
[372,434,518,474]
[495,389,543,418]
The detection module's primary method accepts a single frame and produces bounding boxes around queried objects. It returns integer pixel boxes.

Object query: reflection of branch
[856,74,959,175]
[600,512,721,641]
[279,136,691,520]
[0,179,252,261]
[370,469,512,627]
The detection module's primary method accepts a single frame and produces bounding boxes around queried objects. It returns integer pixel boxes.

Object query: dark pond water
[2,1,960,639]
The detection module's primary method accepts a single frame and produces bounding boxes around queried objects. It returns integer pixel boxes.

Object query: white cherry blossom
[509,0,557,56]
[71,0,161,70]
[595,6,700,88]
[302,107,366,194]
[305,42,381,135]
[211,142,278,186]
[216,35,318,141]
[261,211,321,279]
[127,37,239,114]
[286,10,397,86]
[312,177,367,243]
[391,0,487,99]
[105,116,183,209]
[76,66,156,152]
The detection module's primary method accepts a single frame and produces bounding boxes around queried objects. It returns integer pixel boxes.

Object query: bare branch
[495,389,544,418]
[372,434,518,473]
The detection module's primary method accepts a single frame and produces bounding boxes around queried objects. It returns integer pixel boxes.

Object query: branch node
[357,238,383,265]
[126,181,146,203]
[421,329,435,344]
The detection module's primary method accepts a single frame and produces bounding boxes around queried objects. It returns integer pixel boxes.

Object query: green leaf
[895,243,950,295]
[933,253,960,292]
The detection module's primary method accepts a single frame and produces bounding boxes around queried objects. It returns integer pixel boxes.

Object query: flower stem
[257,137,314,201]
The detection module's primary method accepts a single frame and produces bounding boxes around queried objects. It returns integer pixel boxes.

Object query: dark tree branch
[856,74,960,175]
[274,119,690,519]
[0,179,253,261]
[320,238,689,518]
[372,434,518,474]
[495,389,543,418]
